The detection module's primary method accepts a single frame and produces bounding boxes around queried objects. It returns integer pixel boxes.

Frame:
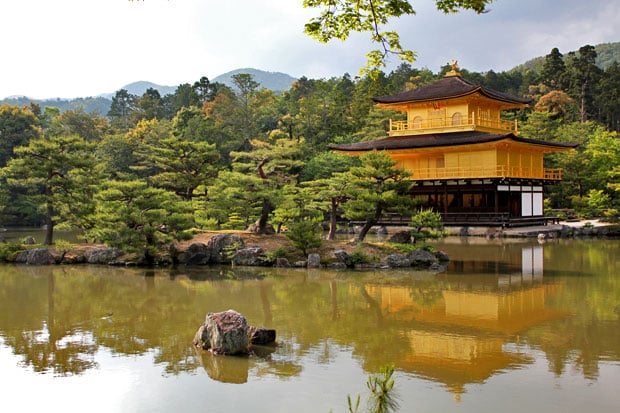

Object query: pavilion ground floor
[387,178,559,227]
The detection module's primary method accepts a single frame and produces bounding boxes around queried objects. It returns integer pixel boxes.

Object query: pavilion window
[413,116,423,129]
[451,112,462,126]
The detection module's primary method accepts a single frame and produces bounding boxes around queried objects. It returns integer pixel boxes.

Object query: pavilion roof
[329,131,578,152]
[373,75,532,106]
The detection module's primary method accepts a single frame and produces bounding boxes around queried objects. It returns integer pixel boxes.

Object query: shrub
[265,247,288,261]
[0,243,23,261]
[348,248,370,265]
[409,209,445,242]
[286,219,322,256]
[53,239,74,252]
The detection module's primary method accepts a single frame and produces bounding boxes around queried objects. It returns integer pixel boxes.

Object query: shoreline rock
[4,221,616,268]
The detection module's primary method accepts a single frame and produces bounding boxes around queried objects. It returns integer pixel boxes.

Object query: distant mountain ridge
[98,81,178,99]
[101,69,296,99]
[0,68,298,114]
[212,68,297,92]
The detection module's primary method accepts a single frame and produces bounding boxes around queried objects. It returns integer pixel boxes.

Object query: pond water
[0,237,619,413]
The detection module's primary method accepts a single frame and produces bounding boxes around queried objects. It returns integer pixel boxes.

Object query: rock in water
[307,253,321,268]
[248,326,276,345]
[195,310,249,355]
[193,310,277,355]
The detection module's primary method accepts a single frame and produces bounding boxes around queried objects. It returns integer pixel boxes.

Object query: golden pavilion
[331,62,578,226]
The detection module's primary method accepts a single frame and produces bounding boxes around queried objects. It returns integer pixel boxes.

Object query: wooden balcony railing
[411,166,563,180]
[389,115,518,136]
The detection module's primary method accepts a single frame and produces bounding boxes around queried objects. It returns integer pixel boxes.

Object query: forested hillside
[513,41,620,73]
[0,43,618,259]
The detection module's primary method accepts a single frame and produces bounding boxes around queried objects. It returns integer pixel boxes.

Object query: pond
[0,237,619,412]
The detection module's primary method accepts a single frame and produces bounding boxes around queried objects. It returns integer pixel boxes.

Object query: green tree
[206,169,265,229]
[596,62,620,132]
[2,134,96,245]
[89,179,193,263]
[540,47,567,90]
[124,118,173,179]
[299,151,360,182]
[208,138,304,233]
[546,122,618,209]
[271,184,322,233]
[520,111,562,141]
[108,89,137,131]
[342,150,414,243]
[134,87,165,121]
[302,171,351,240]
[565,45,603,122]
[286,218,323,256]
[136,134,220,201]
[46,108,108,141]
[0,104,41,167]
[192,76,220,105]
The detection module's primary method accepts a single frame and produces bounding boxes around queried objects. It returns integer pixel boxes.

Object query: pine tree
[89,179,193,263]
[342,150,415,243]
[2,134,97,245]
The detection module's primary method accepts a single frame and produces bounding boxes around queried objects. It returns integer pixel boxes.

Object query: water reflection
[0,239,619,411]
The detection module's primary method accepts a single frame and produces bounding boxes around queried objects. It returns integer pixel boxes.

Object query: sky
[0,0,619,99]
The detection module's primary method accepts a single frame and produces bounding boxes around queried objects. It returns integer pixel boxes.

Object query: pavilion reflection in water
[363,245,566,401]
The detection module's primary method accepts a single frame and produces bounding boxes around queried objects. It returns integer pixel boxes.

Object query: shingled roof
[373,75,531,105]
[329,131,578,152]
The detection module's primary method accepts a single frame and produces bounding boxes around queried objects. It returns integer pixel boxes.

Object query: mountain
[212,68,297,92]
[510,41,620,73]
[98,81,178,99]
[101,69,297,99]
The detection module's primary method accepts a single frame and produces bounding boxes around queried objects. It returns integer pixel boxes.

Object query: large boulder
[84,247,123,264]
[15,248,60,265]
[407,249,437,267]
[231,246,269,266]
[194,310,250,355]
[434,250,450,263]
[388,230,412,244]
[384,253,411,268]
[181,242,211,265]
[307,253,321,268]
[333,249,350,265]
[206,233,245,264]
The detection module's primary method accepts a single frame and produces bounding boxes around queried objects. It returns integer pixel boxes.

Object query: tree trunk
[326,198,338,240]
[257,199,272,234]
[354,207,383,244]
[580,81,587,123]
[354,220,374,244]
[44,188,54,245]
